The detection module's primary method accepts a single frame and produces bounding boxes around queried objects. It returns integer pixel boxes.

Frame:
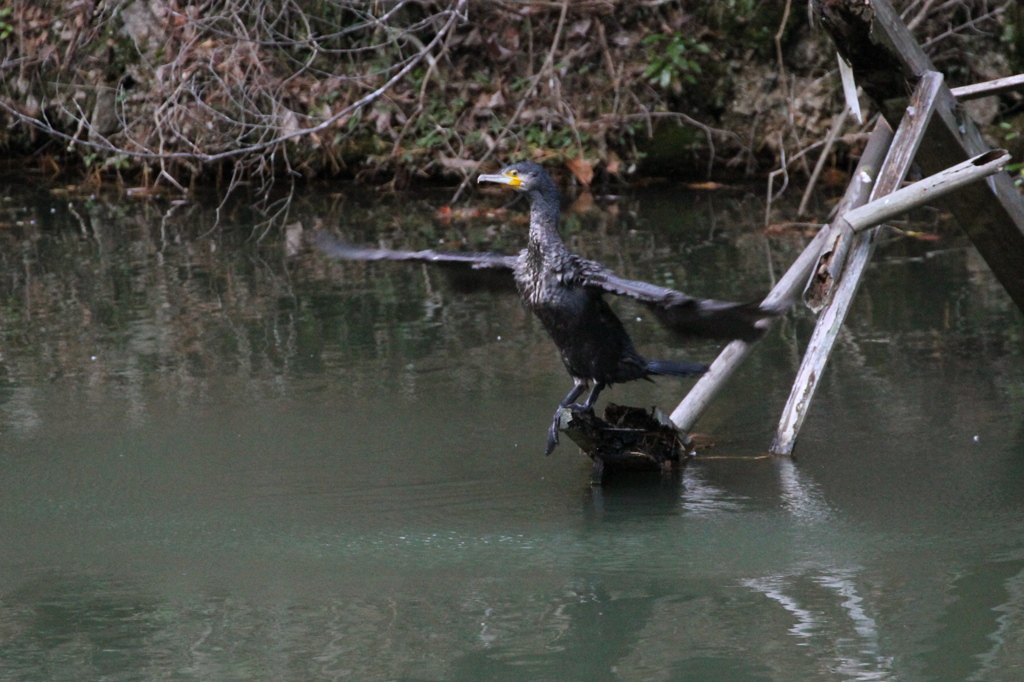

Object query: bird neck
[527,187,564,252]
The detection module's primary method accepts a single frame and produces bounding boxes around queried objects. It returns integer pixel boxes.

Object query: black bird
[315,161,768,454]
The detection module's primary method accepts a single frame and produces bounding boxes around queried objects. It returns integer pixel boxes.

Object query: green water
[0,183,1022,681]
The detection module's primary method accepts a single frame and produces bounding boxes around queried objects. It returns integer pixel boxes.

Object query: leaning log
[669,119,894,434]
[771,71,945,456]
[804,71,937,311]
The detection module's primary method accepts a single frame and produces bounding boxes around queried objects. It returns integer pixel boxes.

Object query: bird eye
[509,170,518,177]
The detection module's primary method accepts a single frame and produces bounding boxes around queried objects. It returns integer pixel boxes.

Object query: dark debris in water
[559,403,701,482]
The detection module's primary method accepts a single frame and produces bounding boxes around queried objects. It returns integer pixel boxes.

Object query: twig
[797,108,848,217]
[921,3,1007,49]
[774,0,793,76]
[906,0,939,31]
[765,133,788,227]
[845,149,1010,234]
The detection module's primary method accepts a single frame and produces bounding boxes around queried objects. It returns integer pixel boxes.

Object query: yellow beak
[477,171,521,188]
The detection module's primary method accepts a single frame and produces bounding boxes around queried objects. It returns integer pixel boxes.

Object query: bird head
[477,161,553,195]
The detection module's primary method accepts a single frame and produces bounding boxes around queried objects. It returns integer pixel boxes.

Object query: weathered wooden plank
[807,148,1008,313]
[951,74,1024,101]
[813,0,1024,312]
[770,72,944,456]
[669,120,894,434]
[846,150,1010,234]
[802,120,895,313]
[804,71,945,310]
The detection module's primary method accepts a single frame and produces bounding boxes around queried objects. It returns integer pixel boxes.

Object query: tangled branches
[1,0,467,194]
[0,1,767,192]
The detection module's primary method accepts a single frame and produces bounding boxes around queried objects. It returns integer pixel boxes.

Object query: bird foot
[545,420,560,456]
[547,404,598,455]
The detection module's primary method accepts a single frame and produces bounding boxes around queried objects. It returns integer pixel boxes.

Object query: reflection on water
[0,183,1023,680]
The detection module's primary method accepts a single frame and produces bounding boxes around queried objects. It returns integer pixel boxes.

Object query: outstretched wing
[571,256,772,342]
[313,231,518,292]
[314,231,517,269]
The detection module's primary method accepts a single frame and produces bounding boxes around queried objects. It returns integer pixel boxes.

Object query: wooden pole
[845,149,1011,234]
[669,120,894,434]
[803,147,1010,312]
[951,73,1024,101]
[770,72,945,456]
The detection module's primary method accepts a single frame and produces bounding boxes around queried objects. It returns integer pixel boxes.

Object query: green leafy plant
[997,122,1023,186]
[0,8,14,41]
[1008,162,1023,187]
[999,121,1020,142]
[642,34,710,90]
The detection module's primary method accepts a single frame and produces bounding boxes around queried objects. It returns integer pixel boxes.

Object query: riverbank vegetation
[1,0,1021,197]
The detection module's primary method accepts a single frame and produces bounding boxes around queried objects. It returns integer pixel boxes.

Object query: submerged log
[558,403,689,480]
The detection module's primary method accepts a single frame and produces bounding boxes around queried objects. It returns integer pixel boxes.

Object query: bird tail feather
[645,359,708,378]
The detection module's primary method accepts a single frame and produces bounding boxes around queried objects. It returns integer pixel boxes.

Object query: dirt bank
[1,1,1020,195]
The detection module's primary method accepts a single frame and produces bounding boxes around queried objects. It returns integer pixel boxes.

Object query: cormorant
[316,161,768,454]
